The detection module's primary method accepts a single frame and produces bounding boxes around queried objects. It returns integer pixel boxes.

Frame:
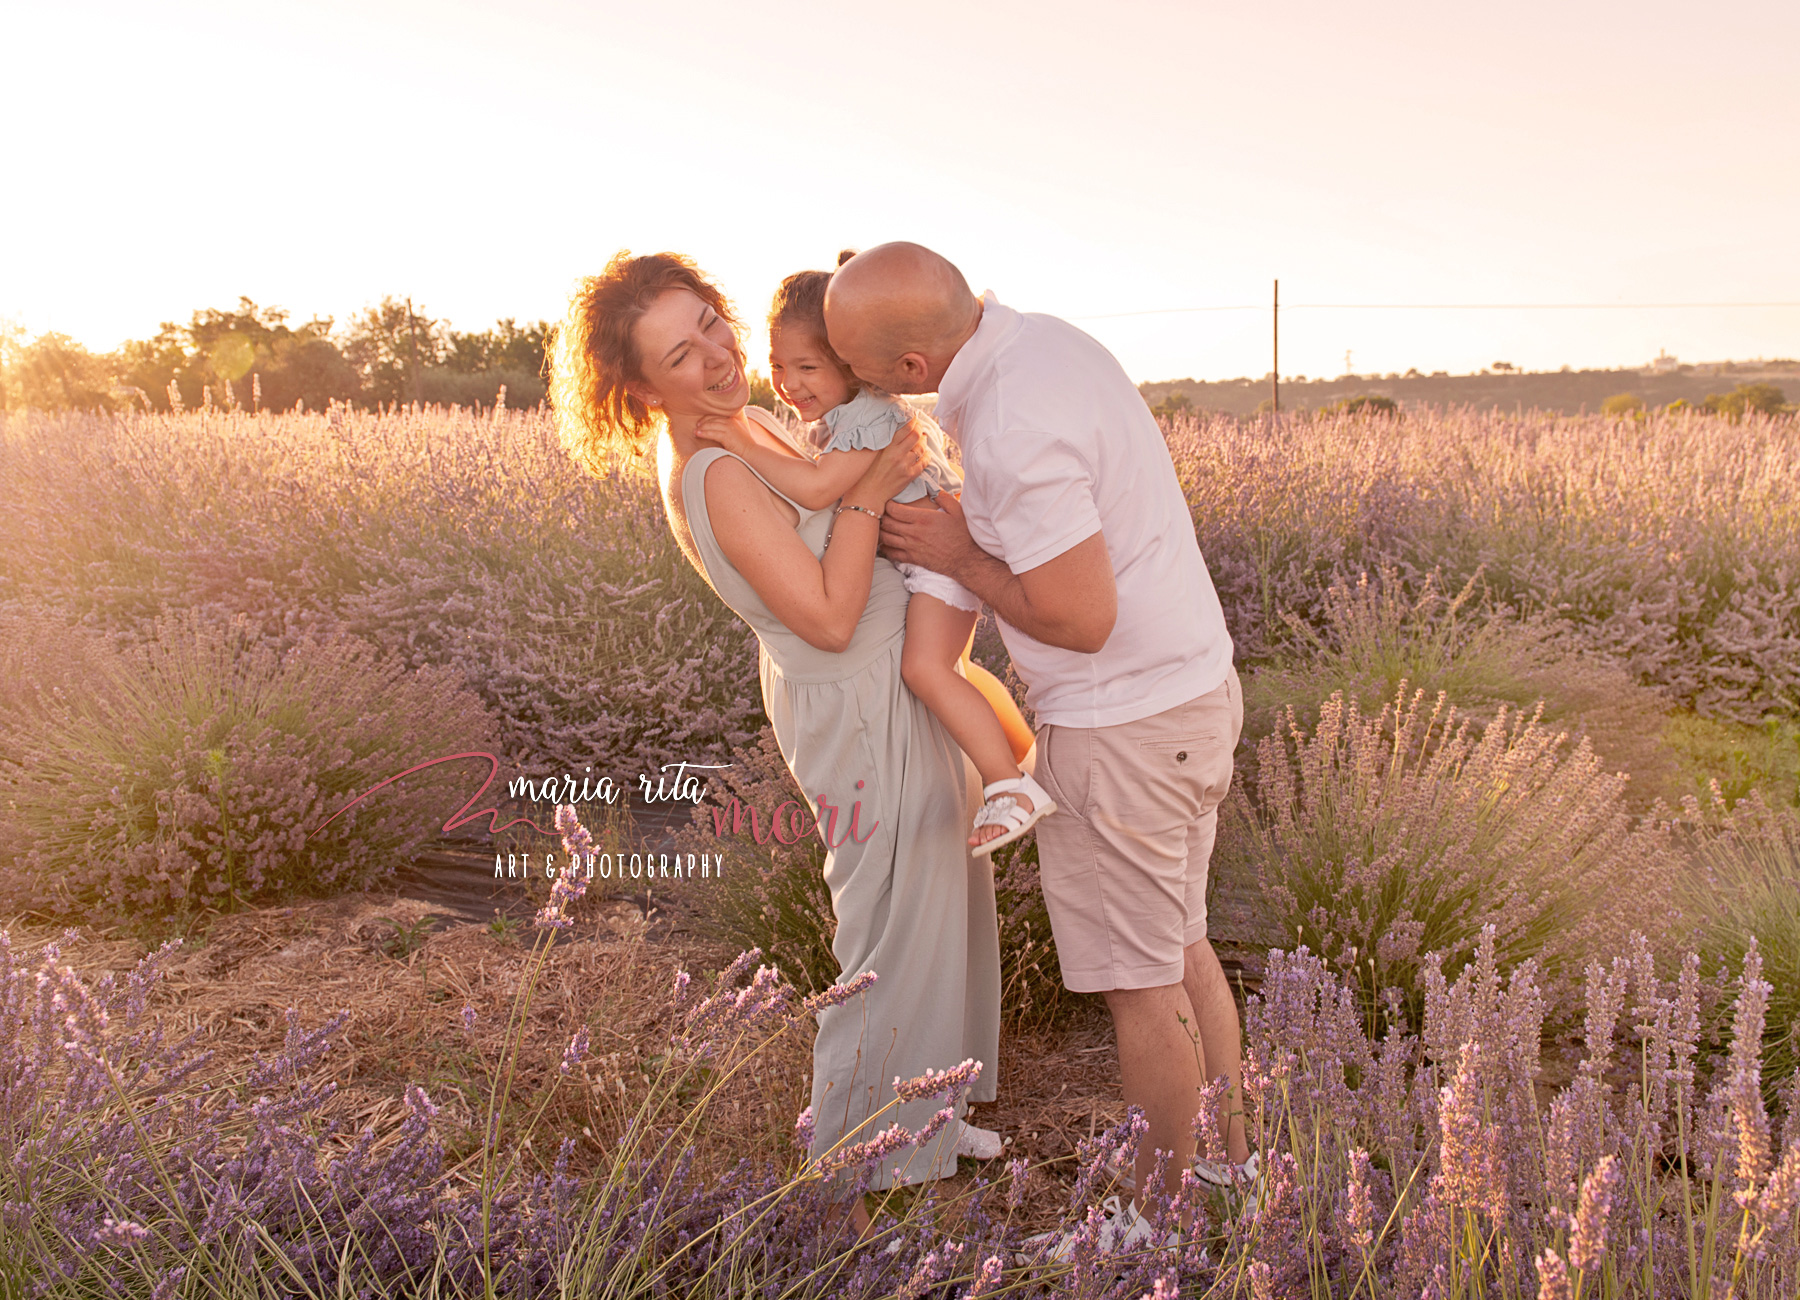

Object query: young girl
[696,259,1055,857]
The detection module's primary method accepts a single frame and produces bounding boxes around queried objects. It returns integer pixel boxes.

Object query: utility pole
[1271,279,1280,416]
[406,297,423,406]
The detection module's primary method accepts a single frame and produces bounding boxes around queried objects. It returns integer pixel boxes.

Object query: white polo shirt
[933,292,1234,730]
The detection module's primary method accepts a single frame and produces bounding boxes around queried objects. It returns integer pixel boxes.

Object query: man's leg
[1031,685,1238,1214]
[1176,668,1248,1166]
[1183,935,1248,1165]
[1102,980,1206,1205]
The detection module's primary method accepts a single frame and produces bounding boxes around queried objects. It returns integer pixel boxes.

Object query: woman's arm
[705,423,928,653]
[697,415,879,511]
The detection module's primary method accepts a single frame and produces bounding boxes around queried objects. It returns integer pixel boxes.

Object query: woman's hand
[843,418,929,510]
[695,411,755,452]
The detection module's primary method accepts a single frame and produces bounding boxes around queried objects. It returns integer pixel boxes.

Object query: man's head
[823,242,982,394]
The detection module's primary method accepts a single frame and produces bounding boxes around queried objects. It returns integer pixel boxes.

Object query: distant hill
[1138,359,1799,417]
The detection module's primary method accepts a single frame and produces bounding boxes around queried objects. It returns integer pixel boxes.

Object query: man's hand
[879,491,984,579]
[884,494,1117,653]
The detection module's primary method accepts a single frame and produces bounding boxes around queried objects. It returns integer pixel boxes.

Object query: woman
[549,251,1001,1222]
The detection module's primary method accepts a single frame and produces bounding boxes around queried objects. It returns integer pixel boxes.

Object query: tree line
[0,297,552,413]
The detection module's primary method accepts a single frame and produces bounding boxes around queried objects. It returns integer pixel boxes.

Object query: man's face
[824,308,927,395]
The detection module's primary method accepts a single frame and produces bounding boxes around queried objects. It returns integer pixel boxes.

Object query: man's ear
[896,352,932,388]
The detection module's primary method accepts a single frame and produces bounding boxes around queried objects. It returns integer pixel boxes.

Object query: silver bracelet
[834,503,883,522]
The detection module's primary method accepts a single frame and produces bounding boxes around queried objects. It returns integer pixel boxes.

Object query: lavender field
[1,400,1798,1297]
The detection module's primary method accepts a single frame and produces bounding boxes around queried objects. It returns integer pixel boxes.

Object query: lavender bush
[1240,566,1672,743]
[10,920,1797,1297]
[1684,792,1800,1093]
[1234,683,1681,1029]
[5,803,1799,1298]
[0,608,498,918]
[0,805,1037,1298]
[2,403,1794,796]
[0,404,763,778]
[1221,929,1800,1299]
[1172,406,1800,724]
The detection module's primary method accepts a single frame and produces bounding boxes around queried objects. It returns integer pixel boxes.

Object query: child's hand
[694,413,752,449]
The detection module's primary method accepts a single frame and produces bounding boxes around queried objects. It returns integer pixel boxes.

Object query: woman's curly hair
[549,250,742,471]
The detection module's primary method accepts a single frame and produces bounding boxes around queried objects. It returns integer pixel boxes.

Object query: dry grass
[2,893,809,1187]
[4,892,1153,1234]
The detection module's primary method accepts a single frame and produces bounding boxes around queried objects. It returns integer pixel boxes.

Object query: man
[825,242,1251,1240]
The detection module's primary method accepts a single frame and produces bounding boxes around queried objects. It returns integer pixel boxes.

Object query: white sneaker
[1194,1150,1263,1224]
[954,1121,1008,1160]
[1106,1149,1261,1195]
[1192,1150,1261,1190]
[1025,1195,1177,1264]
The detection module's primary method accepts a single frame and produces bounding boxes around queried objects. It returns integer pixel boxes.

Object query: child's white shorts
[896,562,982,613]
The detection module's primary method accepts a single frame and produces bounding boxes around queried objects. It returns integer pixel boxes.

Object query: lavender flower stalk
[894,1057,983,1104]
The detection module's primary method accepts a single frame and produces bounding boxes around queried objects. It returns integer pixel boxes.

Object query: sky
[3,0,1797,384]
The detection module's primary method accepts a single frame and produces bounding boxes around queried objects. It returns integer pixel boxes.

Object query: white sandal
[970,772,1056,857]
[954,1121,1009,1159]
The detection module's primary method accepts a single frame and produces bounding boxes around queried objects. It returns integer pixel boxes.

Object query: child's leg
[959,651,1034,767]
[901,596,1021,791]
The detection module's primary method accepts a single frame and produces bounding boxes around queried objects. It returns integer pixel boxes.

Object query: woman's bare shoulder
[669,444,747,508]
[699,449,773,514]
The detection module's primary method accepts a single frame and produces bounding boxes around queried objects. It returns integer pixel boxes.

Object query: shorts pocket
[1136,734,1222,765]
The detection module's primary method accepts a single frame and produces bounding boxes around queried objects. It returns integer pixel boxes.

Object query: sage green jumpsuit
[678,420,1001,1189]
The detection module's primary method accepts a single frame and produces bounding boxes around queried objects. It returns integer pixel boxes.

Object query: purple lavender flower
[1346,1146,1375,1252]
[913,1106,956,1147]
[672,952,800,1057]
[893,1057,983,1104]
[964,1254,1005,1298]
[1757,1141,1800,1230]
[560,1026,589,1075]
[553,803,594,857]
[535,804,596,928]
[1249,1259,1275,1300]
[94,1217,149,1244]
[1569,1154,1619,1272]
[1006,1156,1030,1211]
[801,969,877,1014]
[1437,1041,1508,1219]
[1726,945,1773,1208]
[793,1105,816,1152]
[1535,1248,1572,1300]
[818,1123,914,1176]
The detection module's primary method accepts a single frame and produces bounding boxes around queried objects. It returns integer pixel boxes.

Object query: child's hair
[767,249,859,378]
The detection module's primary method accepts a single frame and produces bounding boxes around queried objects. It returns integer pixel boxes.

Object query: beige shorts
[1031,667,1244,993]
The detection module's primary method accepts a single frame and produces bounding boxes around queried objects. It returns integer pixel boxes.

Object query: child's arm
[696,415,882,511]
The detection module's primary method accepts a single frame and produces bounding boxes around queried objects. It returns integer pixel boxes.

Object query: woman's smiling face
[768,327,855,422]
[627,288,747,419]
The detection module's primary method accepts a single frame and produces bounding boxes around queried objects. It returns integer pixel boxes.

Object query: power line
[1072,301,1800,321]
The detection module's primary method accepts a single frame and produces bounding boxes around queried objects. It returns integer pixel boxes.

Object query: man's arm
[879,494,1117,653]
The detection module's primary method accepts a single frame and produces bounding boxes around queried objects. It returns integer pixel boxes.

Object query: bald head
[824,242,982,394]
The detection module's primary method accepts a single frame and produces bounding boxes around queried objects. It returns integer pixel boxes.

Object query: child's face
[769,328,854,421]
